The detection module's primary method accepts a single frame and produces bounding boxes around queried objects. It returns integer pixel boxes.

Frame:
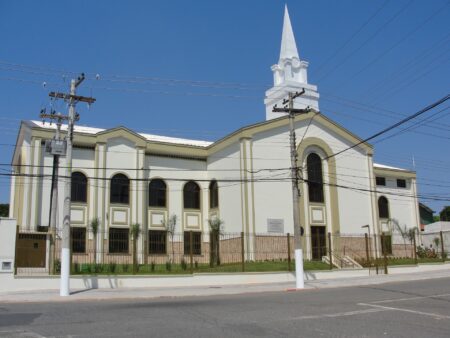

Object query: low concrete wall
[2,263,449,294]
[0,218,16,275]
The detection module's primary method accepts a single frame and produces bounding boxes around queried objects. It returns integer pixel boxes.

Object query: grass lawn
[387,257,447,266]
[70,260,331,275]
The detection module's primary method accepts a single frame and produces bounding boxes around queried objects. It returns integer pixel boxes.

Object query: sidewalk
[1,264,450,303]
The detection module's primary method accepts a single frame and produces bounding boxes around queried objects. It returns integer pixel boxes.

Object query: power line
[324,93,450,161]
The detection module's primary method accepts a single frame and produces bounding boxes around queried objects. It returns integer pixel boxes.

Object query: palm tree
[90,218,100,265]
[208,218,224,267]
[130,223,141,274]
[162,214,177,263]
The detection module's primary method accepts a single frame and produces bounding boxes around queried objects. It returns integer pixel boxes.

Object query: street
[1,277,450,337]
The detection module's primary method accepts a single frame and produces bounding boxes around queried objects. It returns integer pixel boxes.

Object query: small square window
[376,177,386,186]
[2,262,11,271]
[397,179,406,188]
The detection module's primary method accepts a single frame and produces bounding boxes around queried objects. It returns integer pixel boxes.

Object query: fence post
[413,232,418,265]
[440,231,445,262]
[189,231,193,274]
[328,232,333,270]
[132,237,137,275]
[364,233,370,265]
[14,225,19,275]
[287,233,291,272]
[381,233,388,275]
[241,232,245,272]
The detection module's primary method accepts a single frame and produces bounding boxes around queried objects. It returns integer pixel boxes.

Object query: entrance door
[16,233,47,267]
[311,226,326,260]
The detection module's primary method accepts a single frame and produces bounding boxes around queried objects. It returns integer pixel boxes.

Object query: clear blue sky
[0,0,449,215]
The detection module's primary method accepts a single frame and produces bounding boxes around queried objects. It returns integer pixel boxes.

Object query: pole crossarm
[49,92,96,104]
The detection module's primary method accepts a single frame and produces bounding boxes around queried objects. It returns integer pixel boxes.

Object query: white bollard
[295,249,305,289]
[60,248,70,296]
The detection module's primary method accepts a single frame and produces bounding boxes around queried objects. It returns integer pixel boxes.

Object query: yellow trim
[374,167,416,179]
[309,206,326,225]
[297,137,341,239]
[70,205,87,225]
[27,111,373,160]
[183,211,202,230]
[181,181,202,231]
[110,207,129,225]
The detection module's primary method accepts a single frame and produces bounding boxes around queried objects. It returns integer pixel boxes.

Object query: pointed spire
[279,5,299,61]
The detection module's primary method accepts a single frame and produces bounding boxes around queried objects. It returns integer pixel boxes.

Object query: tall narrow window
[110,174,130,204]
[184,181,200,209]
[307,153,324,203]
[209,180,219,209]
[149,179,167,207]
[71,172,87,203]
[378,196,389,219]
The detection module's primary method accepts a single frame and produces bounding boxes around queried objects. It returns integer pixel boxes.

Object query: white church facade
[9,7,420,263]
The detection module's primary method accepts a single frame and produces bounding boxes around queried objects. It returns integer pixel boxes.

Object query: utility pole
[46,73,96,296]
[40,110,67,274]
[272,89,309,289]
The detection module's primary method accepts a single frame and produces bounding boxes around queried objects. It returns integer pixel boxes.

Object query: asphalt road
[1,277,450,338]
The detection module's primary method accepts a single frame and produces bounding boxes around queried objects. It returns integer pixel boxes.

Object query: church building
[9,7,420,264]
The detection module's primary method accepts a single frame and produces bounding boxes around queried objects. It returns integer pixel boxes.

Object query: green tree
[440,206,450,221]
[0,204,9,217]
[130,223,141,274]
[208,218,224,267]
[90,218,100,265]
[162,214,177,263]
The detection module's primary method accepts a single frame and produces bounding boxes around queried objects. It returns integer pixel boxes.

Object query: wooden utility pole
[272,89,310,289]
[44,73,95,297]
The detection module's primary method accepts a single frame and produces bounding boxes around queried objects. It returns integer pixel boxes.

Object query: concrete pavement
[1,276,450,337]
[1,264,450,303]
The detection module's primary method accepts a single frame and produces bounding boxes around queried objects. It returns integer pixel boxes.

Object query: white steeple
[264,5,319,121]
[279,5,299,61]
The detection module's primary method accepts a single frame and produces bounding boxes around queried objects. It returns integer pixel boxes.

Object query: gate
[16,233,47,268]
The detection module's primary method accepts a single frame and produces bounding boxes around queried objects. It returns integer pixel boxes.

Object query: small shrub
[165,261,172,272]
[94,264,103,274]
[54,259,61,273]
[109,263,117,273]
[151,262,155,272]
[122,264,129,273]
[194,261,198,269]
[181,258,187,271]
[80,263,91,274]
[73,263,79,273]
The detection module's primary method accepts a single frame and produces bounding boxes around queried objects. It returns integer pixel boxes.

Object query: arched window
[110,173,129,204]
[149,179,167,208]
[184,181,200,209]
[71,172,87,203]
[209,180,219,209]
[378,196,389,219]
[307,153,324,203]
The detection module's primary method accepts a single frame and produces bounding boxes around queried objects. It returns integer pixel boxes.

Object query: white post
[288,92,305,289]
[60,79,76,297]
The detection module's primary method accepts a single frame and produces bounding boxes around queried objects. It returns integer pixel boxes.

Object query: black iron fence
[14,228,449,276]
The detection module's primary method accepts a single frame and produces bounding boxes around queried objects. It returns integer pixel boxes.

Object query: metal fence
[14,228,449,276]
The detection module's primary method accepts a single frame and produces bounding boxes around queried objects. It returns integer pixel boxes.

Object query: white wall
[0,218,17,274]
[207,142,243,233]
[376,177,418,233]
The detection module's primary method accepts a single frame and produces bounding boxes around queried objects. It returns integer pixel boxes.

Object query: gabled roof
[28,120,212,147]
